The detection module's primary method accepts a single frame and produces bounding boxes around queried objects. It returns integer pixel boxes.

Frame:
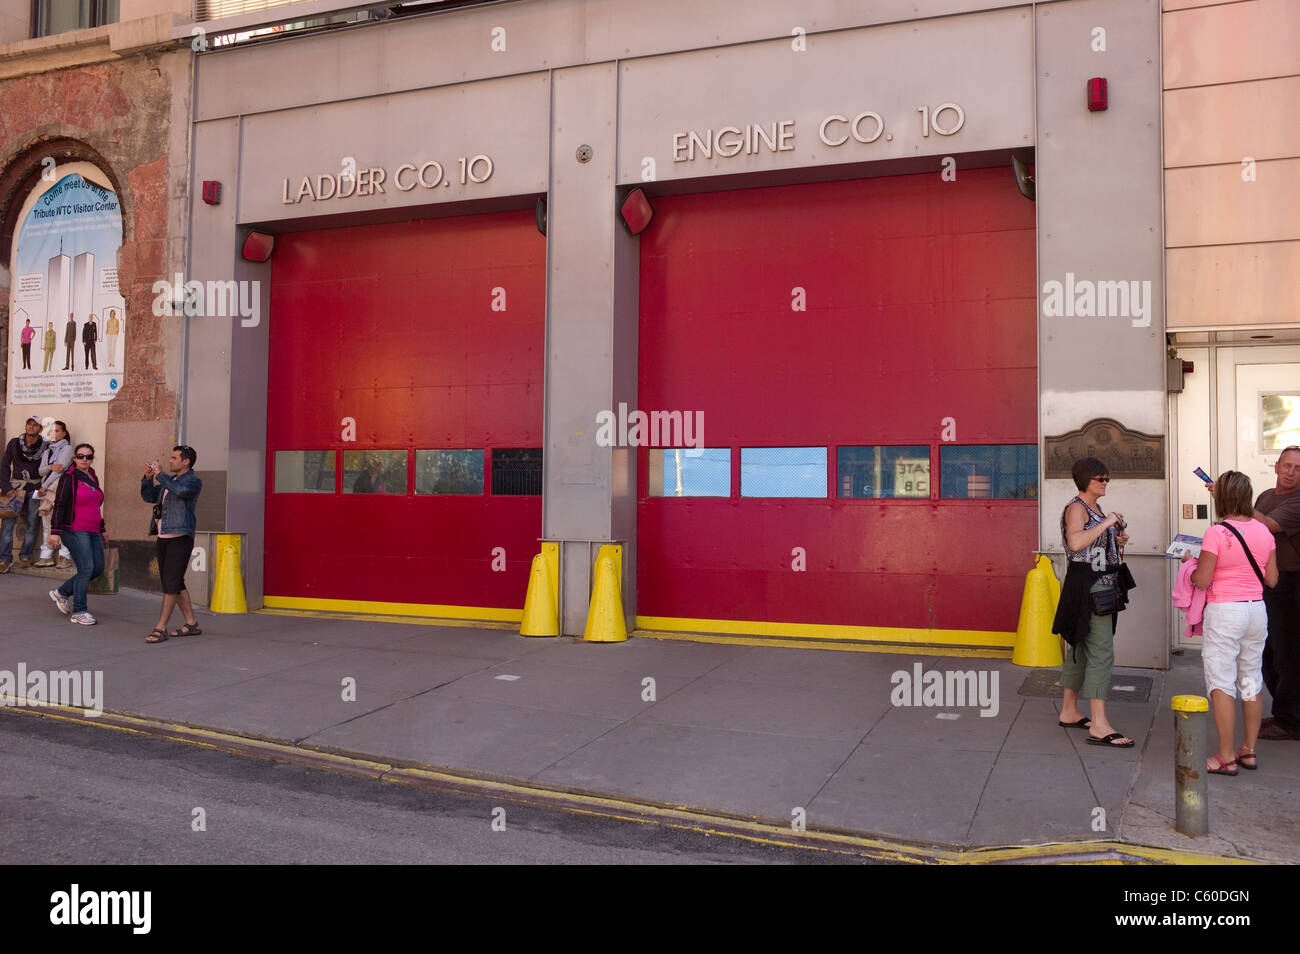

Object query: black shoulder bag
[1220,522,1266,586]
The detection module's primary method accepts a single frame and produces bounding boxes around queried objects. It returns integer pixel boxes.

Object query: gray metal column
[545,63,639,635]
[1036,0,1167,667]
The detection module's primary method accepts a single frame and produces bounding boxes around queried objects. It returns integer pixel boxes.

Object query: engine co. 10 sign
[671,104,966,163]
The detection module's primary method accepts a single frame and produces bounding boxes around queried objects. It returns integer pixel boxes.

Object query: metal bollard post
[1171,694,1210,836]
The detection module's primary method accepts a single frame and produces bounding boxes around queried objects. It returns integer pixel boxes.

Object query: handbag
[148,502,161,536]
[1091,585,1122,615]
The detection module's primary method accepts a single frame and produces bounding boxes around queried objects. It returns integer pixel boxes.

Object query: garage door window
[274,450,336,493]
[343,450,409,495]
[648,448,731,497]
[837,446,930,498]
[416,449,485,495]
[741,447,827,498]
[939,445,1037,499]
[491,449,543,496]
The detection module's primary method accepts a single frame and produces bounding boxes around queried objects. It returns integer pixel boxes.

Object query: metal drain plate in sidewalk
[1018,670,1154,704]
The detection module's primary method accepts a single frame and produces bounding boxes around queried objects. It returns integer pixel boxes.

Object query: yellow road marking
[0,703,1249,865]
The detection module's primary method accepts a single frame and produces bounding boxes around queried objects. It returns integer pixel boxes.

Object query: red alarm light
[202,180,222,205]
[241,231,275,263]
[1087,77,1108,111]
[620,189,653,235]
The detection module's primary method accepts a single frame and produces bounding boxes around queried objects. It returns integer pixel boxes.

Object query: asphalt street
[0,710,875,865]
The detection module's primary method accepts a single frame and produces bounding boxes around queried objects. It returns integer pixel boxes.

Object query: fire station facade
[181,0,1171,666]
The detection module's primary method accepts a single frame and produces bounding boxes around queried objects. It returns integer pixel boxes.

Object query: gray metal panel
[184,118,239,473]
[617,7,1034,184]
[544,62,631,633]
[191,0,1031,123]
[1036,0,1167,668]
[236,73,551,224]
[226,257,272,609]
[544,62,617,543]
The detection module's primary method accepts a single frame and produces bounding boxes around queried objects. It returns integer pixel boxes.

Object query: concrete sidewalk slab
[806,744,996,844]
[535,720,856,819]
[0,574,1294,862]
[308,691,622,779]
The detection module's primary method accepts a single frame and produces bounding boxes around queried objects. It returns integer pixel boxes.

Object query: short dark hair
[1071,457,1108,492]
[1214,471,1255,520]
[174,444,197,467]
[74,443,95,457]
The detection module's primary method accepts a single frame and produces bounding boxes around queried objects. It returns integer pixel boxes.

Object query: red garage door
[637,169,1037,642]
[265,210,544,616]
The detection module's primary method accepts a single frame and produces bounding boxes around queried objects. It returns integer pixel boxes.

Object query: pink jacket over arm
[1171,557,1207,638]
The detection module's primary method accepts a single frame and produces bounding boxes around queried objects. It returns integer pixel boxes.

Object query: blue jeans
[1,490,41,562]
[57,531,104,614]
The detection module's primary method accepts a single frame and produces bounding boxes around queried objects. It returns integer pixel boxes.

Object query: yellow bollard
[520,549,560,637]
[583,544,627,643]
[210,533,248,614]
[1012,555,1063,667]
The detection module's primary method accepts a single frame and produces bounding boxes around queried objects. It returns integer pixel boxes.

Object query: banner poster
[8,173,125,404]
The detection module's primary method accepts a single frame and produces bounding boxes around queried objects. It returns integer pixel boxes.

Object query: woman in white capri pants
[1189,471,1278,776]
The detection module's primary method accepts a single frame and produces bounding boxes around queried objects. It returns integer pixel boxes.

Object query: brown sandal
[146,628,169,644]
[170,622,202,637]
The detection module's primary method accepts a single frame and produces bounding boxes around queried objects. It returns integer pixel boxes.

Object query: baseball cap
[25,416,41,425]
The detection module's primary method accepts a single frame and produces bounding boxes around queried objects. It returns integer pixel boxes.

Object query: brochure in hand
[1166,534,1203,559]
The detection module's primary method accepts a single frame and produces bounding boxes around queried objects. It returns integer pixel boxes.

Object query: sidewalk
[1,574,1295,862]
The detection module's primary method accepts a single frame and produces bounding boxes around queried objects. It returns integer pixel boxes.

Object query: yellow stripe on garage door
[264,595,522,623]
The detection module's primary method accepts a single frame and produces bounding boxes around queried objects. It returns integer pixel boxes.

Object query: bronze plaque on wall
[1045,418,1164,479]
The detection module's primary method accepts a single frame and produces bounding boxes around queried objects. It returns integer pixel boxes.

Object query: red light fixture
[202,180,222,205]
[620,189,653,235]
[241,231,275,262]
[1087,77,1108,111]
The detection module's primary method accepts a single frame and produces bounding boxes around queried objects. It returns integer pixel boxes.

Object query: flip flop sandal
[1086,732,1135,747]
[1236,749,1258,770]
[1207,756,1238,776]
[1058,717,1092,729]
[170,623,202,637]
[146,628,169,644]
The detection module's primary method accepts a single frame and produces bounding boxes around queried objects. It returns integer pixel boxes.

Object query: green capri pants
[1060,581,1115,700]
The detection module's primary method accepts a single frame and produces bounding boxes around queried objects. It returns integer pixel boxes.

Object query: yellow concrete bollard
[210,533,248,614]
[583,544,627,643]
[520,547,560,637]
[1012,555,1063,667]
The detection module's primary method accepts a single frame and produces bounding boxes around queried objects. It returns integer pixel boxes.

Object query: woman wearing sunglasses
[46,443,107,625]
[1052,457,1134,747]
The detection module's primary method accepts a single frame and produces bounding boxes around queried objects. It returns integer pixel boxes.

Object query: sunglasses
[75,454,94,460]
[1092,476,1111,483]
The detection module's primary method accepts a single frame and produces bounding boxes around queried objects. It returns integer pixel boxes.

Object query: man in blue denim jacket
[140,445,203,643]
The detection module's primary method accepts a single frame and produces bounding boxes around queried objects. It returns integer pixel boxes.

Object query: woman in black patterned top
[1052,457,1134,747]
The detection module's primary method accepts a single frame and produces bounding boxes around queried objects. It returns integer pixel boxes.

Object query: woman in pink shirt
[1191,472,1278,775]
[47,443,107,625]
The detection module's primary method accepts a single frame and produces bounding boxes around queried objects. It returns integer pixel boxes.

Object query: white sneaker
[50,589,71,615]
[70,612,96,626]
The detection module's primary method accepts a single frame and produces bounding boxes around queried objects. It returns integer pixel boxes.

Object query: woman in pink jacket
[1190,472,1278,775]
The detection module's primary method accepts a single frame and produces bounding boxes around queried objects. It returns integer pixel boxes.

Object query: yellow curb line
[0,702,1250,865]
